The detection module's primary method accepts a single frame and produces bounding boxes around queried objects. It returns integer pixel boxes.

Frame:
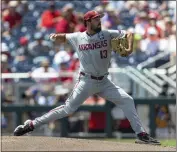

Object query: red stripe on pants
[48,74,81,114]
[49,105,65,113]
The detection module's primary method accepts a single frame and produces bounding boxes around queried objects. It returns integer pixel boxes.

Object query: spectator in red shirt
[18,36,31,57]
[55,3,77,33]
[40,2,61,29]
[144,12,164,39]
[2,1,22,30]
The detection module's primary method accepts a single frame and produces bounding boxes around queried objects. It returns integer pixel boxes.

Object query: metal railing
[109,67,160,97]
[2,67,172,101]
[126,71,159,97]
[1,68,156,98]
[142,69,166,87]
[168,65,176,75]
[158,61,174,69]
[137,51,170,70]
[127,67,163,95]
[170,73,176,80]
[155,74,176,89]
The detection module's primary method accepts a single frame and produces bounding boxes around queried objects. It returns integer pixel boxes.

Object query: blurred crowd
[1,1,176,74]
[1,0,176,136]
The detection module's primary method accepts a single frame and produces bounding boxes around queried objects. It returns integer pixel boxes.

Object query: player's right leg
[14,75,94,136]
[97,78,161,145]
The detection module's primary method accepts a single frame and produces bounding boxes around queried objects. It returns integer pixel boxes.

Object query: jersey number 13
[100,50,107,59]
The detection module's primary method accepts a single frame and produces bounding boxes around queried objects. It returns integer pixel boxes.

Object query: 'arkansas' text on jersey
[79,40,108,51]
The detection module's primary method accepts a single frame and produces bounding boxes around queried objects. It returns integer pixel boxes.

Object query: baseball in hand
[49,33,57,41]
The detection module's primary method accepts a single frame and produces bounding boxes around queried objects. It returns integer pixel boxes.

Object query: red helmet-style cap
[84,10,104,21]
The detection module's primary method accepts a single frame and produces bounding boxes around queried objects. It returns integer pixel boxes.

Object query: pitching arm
[49,33,67,44]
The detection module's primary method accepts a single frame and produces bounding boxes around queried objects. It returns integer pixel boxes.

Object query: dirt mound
[2,136,176,151]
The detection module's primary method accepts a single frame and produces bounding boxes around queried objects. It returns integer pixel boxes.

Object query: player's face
[90,17,102,33]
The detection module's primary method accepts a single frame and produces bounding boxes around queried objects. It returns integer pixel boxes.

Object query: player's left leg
[97,78,161,145]
[14,74,95,136]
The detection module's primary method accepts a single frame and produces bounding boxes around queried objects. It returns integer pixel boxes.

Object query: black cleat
[135,132,161,145]
[14,120,34,136]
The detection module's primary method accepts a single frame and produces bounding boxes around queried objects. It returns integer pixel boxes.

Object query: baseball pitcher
[14,10,160,145]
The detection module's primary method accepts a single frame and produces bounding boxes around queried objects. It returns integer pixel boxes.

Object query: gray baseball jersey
[31,29,146,135]
[66,30,126,76]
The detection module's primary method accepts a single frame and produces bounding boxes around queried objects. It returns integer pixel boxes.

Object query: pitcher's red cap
[84,10,104,21]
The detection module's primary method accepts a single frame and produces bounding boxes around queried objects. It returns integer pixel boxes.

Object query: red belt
[80,72,104,80]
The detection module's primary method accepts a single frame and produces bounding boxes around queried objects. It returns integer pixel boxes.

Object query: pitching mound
[2,136,176,151]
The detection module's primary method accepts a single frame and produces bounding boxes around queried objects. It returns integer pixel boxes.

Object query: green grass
[160,139,176,147]
[104,138,176,147]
